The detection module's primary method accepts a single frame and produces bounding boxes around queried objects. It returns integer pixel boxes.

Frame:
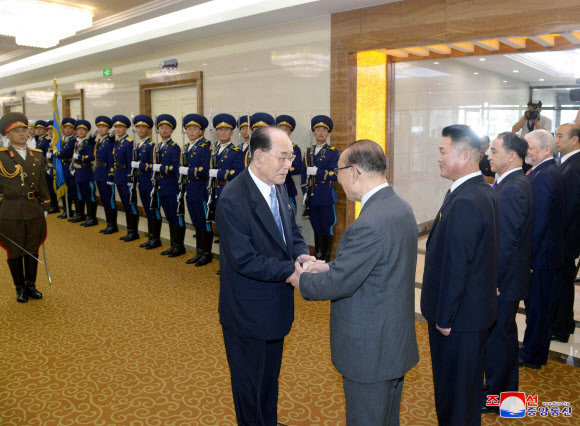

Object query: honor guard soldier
[72,120,98,227]
[238,115,250,156]
[154,114,186,257]
[247,112,275,166]
[54,117,77,220]
[112,115,139,241]
[27,120,38,147]
[44,120,60,214]
[94,116,118,234]
[276,114,302,213]
[210,113,245,203]
[179,113,213,266]
[301,115,339,261]
[35,120,58,214]
[131,114,161,249]
[0,113,50,303]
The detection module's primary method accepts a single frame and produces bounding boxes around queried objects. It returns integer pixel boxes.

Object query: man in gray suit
[287,139,419,426]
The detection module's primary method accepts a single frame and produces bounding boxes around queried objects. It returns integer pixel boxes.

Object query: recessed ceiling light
[474,72,479,75]
[502,80,507,83]
[539,78,545,81]
[202,63,207,66]
[513,70,519,73]
[243,68,248,71]
[433,61,439,64]
[479,58,486,61]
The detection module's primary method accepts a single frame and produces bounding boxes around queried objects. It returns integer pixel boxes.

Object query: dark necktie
[443,189,451,203]
[269,187,285,241]
[557,156,562,166]
[493,180,497,189]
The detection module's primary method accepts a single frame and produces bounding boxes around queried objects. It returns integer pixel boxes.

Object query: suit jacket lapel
[277,185,293,256]
[496,169,523,192]
[244,171,288,253]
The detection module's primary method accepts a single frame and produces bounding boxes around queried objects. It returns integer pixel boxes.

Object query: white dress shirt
[360,182,389,210]
[450,171,482,193]
[496,167,522,185]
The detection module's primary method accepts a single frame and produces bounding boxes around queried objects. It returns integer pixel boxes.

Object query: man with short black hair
[482,132,534,414]
[551,124,580,343]
[421,124,499,425]
[217,126,313,426]
[512,100,552,137]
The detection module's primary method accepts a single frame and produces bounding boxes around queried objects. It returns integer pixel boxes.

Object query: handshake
[286,254,329,290]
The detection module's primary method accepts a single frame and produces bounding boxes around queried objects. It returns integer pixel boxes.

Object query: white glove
[107,181,115,186]
[128,183,133,189]
[179,166,189,175]
[306,167,318,176]
[303,193,308,205]
[70,169,75,176]
[209,169,218,178]
[152,164,161,172]
[44,211,48,218]
[131,161,140,169]
[73,153,79,160]
[47,152,52,159]
[47,168,52,175]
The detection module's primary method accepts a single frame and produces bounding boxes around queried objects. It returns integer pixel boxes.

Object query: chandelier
[74,81,114,98]
[26,90,54,104]
[271,48,330,78]
[0,0,93,48]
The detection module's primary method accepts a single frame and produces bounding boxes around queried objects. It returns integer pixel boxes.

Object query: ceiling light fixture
[0,0,93,48]
[539,78,545,81]
[25,89,54,104]
[74,81,114,98]
[513,70,519,73]
[0,0,317,79]
[271,47,330,78]
[479,58,486,61]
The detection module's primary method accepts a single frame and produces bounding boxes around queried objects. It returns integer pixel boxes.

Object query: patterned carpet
[0,215,578,425]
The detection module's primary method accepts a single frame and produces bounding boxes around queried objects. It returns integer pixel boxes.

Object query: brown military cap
[0,112,29,135]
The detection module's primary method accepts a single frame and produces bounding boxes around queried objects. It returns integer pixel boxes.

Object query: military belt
[217,180,227,186]
[2,191,41,200]
[315,180,330,184]
[114,164,128,169]
[187,177,204,181]
[96,162,108,167]
[61,159,71,163]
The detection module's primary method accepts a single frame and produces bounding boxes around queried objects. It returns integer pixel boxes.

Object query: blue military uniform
[301,115,339,261]
[54,117,77,220]
[276,114,303,213]
[132,114,161,249]
[237,115,250,161]
[93,116,118,235]
[72,120,98,227]
[155,114,186,257]
[35,120,59,214]
[180,114,213,266]
[112,115,140,242]
[211,114,245,204]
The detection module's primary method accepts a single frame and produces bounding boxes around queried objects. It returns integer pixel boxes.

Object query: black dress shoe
[550,334,569,343]
[518,358,541,369]
[57,211,67,219]
[48,206,60,214]
[481,405,499,414]
[482,382,488,392]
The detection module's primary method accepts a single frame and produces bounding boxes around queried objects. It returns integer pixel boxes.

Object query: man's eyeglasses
[265,152,296,163]
[333,165,361,174]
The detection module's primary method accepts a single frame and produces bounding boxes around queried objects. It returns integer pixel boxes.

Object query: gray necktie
[269,187,284,239]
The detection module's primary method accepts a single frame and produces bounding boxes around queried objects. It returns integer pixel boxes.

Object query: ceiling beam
[425,44,452,54]
[529,35,556,47]
[450,42,475,53]
[560,32,580,44]
[499,37,527,49]
[378,49,408,58]
[472,40,500,51]
[400,47,430,56]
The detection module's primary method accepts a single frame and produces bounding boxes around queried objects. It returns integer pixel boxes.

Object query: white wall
[13,17,331,244]
[394,58,530,224]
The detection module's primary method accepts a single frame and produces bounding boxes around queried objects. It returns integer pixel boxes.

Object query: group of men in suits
[421,123,579,426]
[27,112,340,270]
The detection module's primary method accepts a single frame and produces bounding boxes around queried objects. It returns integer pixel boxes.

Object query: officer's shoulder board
[148,140,155,145]
[231,146,240,151]
[170,141,177,146]
[126,137,133,142]
[292,143,298,147]
[30,148,43,153]
[328,146,337,151]
[0,147,8,152]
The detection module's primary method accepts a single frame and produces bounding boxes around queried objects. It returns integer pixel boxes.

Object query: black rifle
[129,114,139,206]
[150,118,160,210]
[302,114,314,219]
[206,111,217,223]
[177,118,187,218]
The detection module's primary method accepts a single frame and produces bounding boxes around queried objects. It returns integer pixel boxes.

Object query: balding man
[421,124,499,426]
[519,129,565,369]
[551,124,580,343]
[288,139,419,426]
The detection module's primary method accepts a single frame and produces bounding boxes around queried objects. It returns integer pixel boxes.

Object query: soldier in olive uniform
[0,113,50,303]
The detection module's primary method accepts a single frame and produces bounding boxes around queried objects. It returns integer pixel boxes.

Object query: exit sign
[103,68,112,76]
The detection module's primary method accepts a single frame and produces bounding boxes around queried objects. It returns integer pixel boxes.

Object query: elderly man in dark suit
[287,139,419,426]
[551,123,580,343]
[482,132,534,414]
[421,124,499,426]
[216,126,314,426]
[519,129,566,369]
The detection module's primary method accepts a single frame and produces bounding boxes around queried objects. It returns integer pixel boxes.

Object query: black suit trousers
[222,326,284,426]
[484,301,520,398]
[551,257,577,339]
[520,269,556,365]
[428,322,489,426]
